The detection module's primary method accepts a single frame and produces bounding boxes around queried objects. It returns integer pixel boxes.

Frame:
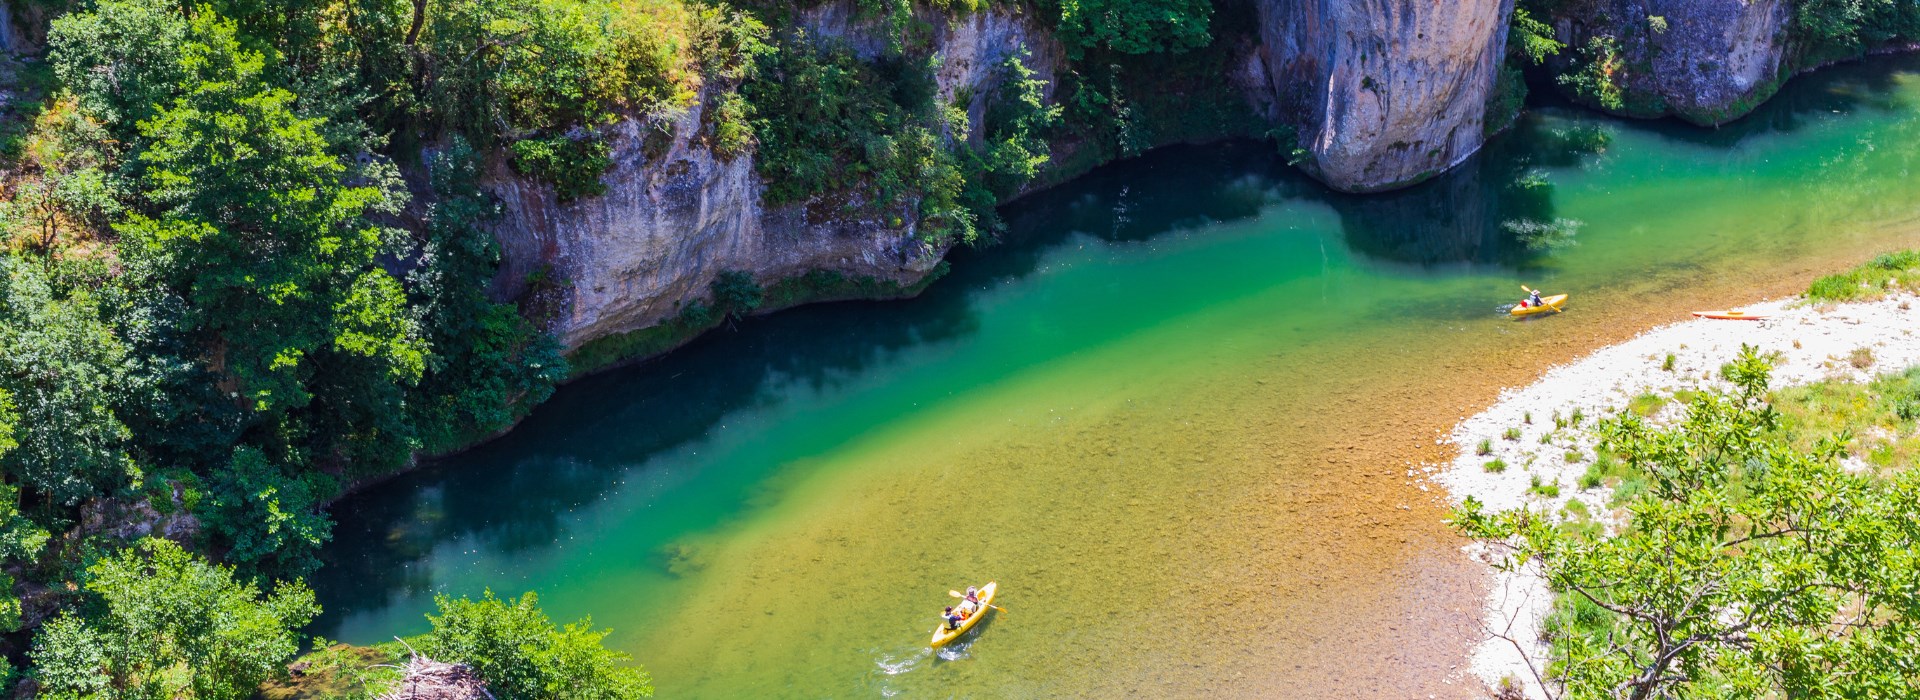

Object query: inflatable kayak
[1510,294,1569,317]
[931,582,997,647]
[1692,310,1767,320]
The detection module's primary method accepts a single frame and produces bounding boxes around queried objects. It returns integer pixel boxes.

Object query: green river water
[313,57,1920,698]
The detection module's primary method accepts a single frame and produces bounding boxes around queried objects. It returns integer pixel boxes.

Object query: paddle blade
[949,591,963,598]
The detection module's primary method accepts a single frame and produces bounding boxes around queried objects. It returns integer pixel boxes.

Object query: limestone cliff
[1546,0,1792,125]
[485,4,1063,351]
[1253,0,1516,192]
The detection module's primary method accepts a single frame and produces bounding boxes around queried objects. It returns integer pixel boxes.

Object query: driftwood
[381,654,495,700]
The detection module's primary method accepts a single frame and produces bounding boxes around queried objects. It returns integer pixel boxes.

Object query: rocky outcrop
[484,107,941,350]
[796,2,1065,115]
[486,3,1063,351]
[1546,0,1792,124]
[1254,0,1516,192]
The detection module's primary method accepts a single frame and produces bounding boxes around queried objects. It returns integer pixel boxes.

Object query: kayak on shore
[1692,309,1768,320]
[1510,293,1569,317]
[931,582,998,647]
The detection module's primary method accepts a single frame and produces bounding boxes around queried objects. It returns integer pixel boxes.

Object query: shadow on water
[1326,116,1609,272]
[310,145,1311,631]
[308,54,1920,636]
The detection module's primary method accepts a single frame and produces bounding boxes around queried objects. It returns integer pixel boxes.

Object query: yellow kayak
[1510,293,1569,317]
[1692,309,1767,320]
[930,582,997,647]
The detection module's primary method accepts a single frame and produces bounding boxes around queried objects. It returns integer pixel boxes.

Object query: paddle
[949,590,1008,614]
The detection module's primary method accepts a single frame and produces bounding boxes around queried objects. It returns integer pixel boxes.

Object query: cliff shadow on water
[308,50,1920,635]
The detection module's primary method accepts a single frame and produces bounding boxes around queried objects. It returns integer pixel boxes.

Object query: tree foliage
[198,446,333,577]
[30,538,319,700]
[0,259,136,506]
[743,38,977,244]
[121,8,422,417]
[1510,4,1565,65]
[1453,347,1920,699]
[424,590,654,700]
[1043,0,1212,57]
[407,140,567,454]
[1558,35,1626,112]
[1791,0,1920,61]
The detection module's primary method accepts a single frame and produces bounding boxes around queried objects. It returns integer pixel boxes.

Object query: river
[311,56,1920,697]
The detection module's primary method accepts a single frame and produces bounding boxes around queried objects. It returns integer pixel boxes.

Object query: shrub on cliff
[409,142,568,455]
[1792,0,1920,63]
[1040,0,1212,57]
[743,37,978,244]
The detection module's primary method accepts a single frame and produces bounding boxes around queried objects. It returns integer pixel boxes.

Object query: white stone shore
[1429,292,1920,698]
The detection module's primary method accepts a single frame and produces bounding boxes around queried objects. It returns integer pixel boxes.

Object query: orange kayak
[1691,310,1767,320]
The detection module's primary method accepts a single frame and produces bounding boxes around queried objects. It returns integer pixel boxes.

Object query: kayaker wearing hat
[1520,288,1543,309]
[942,606,964,630]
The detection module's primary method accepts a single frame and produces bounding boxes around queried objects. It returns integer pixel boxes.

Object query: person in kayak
[1521,289,1543,308]
[958,587,982,616]
[942,606,965,630]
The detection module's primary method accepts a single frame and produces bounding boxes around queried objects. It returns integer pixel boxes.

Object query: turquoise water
[312,56,1920,697]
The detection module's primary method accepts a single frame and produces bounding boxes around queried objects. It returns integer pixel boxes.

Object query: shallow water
[313,56,1920,697]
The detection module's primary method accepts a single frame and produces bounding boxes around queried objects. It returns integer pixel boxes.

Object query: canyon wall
[1546,0,1792,124]
[485,5,1064,350]
[1253,0,1517,192]
[486,0,1868,358]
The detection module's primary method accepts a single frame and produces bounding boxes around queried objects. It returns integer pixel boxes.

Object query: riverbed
[311,56,1920,697]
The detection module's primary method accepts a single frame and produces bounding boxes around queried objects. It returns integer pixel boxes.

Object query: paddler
[941,606,965,630]
[957,587,982,617]
[1521,288,1543,309]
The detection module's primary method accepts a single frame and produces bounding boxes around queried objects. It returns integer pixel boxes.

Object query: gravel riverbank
[1431,292,1920,698]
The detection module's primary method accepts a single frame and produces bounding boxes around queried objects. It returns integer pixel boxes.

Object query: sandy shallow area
[1430,292,1920,698]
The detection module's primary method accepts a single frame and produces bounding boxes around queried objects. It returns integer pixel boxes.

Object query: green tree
[407,140,566,454]
[197,446,333,577]
[119,9,424,417]
[30,538,319,700]
[1791,0,1920,61]
[1558,35,1625,111]
[0,389,49,638]
[1453,347,1920,699]
[1044,0,1212,57]
[47,0,191,140]
[1509,4,1565,65]
[0,259,137,506]
[424,590,654,700]
[975,53,1060,196]
[744,40,977,244]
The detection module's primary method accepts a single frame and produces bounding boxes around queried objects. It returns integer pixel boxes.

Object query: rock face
[484,108,939,350]
[1254,0,1516,192]
[1,1,14,53]
[486,3,1062,350]
[1547,0,1791,124]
